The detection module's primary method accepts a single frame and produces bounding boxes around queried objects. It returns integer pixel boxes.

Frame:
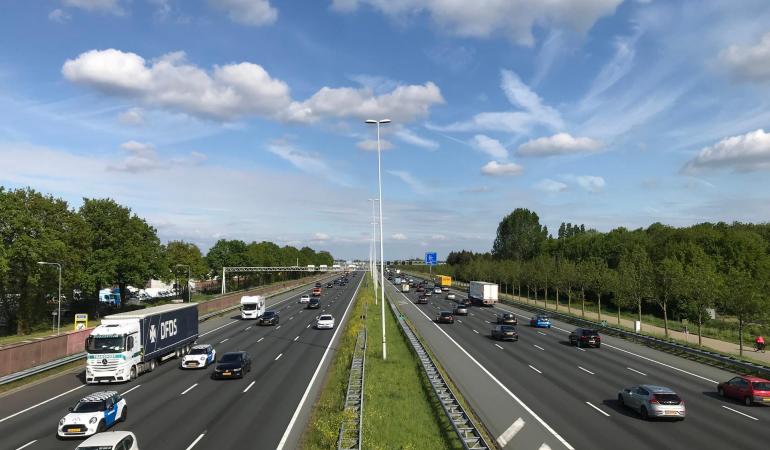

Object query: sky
[1,0,770,261]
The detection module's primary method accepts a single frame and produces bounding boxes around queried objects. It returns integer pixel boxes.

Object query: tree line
[0,187,333,334]
[418,208,770,355]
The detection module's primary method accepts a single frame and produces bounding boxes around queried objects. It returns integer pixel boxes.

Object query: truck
[401,283,410,293]
[436,275,452,288]
[240,295,265,320]
[307,264,316,271]
[85,303,198,383]
[394,277,402,285]
[468,281,498,306]
[332,264,342,270]
[319,265,328,271]
[99,289,121,306]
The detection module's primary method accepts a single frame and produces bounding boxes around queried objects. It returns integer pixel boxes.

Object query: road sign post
[425,252,437,275]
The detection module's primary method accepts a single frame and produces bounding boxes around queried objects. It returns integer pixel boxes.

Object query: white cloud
[431,234,447,240]
[63,0,125,15]
[575,175,606,192]
[470,134,508,159]
[581,31,641,108]
[719,32,770,82]
[535,178,568,193]
[267,140,333,175]
[313,232,331,241]
[683,128,770,173]
[388,170,431,194]
[518,133,603,157]
[108,141,163,173]
[356,139,393,151]
[480,161,523,176]
[391,233,408,240]
[208,0,278,26]
[330,0,622,46]
[118,107,144,126]
[62,49,443,124]
[48,8,72,22]
[394,128,439,150]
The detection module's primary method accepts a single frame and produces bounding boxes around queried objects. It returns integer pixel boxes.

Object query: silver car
[618,385,685,420]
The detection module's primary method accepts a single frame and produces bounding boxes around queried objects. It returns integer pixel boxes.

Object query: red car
[435,311,455,324]
[717,375,770,406]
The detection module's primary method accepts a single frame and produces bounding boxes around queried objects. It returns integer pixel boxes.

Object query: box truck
[85,303,198,383]
[436,275,452,288]
[401,283,410,293]
[468,281,498,306]
[240,295,265,320]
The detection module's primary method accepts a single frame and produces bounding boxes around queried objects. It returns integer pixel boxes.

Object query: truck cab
[240,295,265,320]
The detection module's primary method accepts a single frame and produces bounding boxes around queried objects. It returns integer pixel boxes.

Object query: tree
[575,260,592,318]
[617,246,654,331]
[723,267,770,356]
[653,256,683,338]
[681,248,723,346]
[557,259,577,314]
[585,257,612,323]
[492,208,548,260]
[206,239,248,277]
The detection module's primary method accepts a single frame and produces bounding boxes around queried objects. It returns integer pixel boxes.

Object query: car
[315,282,322,287]
[496,312,517,325]
[446,293,456,301]
[442,286,450,292]
[307,298,321,309]
[435,311,455,324]
[569,328,601,348]
[529,315,551,328]
[315,314,335,329]
[326,283,333,288]
[212,351,251,379]
[491,325,518,341]
[299,294,310,304]
[433,287,442,294]
[312,287,322,296]
[76,431,139,450]
[58,391,127,438]
[181,344,216,369]
[424,290,433,297]
[417,295,429,304]
[718,375,770,406]
[416,286,425,292]
[453,304,468,316]
[259,310,279,326]
[617,385,686,420]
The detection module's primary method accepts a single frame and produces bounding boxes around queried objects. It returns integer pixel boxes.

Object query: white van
[240,296,265,320]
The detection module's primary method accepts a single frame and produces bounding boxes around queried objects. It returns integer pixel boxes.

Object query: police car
[58,391,127,438]
[181,344,216,369]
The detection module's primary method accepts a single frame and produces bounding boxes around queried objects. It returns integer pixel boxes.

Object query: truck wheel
[149,359,157,372]
[129,366,136,381]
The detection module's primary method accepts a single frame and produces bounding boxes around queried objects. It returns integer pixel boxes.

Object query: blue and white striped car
[181,344,216,369]
[58,391,127,438]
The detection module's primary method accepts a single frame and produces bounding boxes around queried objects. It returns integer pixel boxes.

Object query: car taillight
[649,395,659,404]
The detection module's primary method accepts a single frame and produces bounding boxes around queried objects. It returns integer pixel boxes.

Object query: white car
[434,287,442,294]
[315,314,335,330]
[446,293,456,300]
[58,391,127,438]
[299,294,311,304]
[76,431,139,450]
[181,344,216,369]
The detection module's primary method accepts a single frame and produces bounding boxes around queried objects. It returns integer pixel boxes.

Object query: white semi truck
[468,281,498,306]
[85,303,198,383]
[240,295,265,319]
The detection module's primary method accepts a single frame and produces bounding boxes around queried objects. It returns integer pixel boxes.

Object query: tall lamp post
[37,261,62,335]
[368,198,379,305]
[366,118,390,360]
[175,264,191,303]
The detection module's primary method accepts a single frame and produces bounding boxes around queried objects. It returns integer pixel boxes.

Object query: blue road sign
[425,252,437,265]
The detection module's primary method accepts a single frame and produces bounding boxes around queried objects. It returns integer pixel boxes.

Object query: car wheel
[577,340,583,348]
[596,344,601,348]
[640,406,649,420]
[718,387,725,397]
[121,406,128,422]
[617,394,624,406]
[744,396,753,406]
[96,420,106,433]
[129,365,137,380]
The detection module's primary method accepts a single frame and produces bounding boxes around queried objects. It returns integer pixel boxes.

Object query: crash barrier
[337,330,367,450]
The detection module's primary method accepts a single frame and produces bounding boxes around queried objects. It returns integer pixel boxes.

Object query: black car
[496,312,517,325]
[491,325,519,341]
[436,311,455,324]
[417,295,429,304]
[315,282,322,288]
[259,310,279,326]
[569,328,601,348]
[307,298,321,309]
[212,351,251,379]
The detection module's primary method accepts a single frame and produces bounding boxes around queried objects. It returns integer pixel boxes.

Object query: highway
[1,273,363,450]
[389,275,768,450]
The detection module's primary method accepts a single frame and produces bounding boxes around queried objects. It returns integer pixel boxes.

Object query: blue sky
[2,0,770,260]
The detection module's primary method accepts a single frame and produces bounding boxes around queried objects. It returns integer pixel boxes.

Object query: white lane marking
[276,353,283,361]
[276,325,281,330]
[219,338,229,344]
[14,440,37,450]
[294,336,300,342]
[602,343,718,384]
[457,320,463,324]
[180,383,198,395]
[277,276,363,450]
[721,405,759,421]
[529,365,542,374]
[627,367,647,376]
[484,320,491,323]
[306,324,311,328]
[245,326,252,331]
[186,433,206,450]
[257,337,264,343]
[533,344,545,351]
[473,329,479,334]
[537,331,547,336]
[585,402,610,417]
[539,445,553,450]
[121,384,141,396]
[289,316,294,320]
[200,321,237,337]
[396,289,574,450]
[496,417,525,448]
[495,344,504,350]
[576,347,586,352]
[0,384,85,423]
[470,313,475,316]
[243,381,256,393]
[578,366,595,375]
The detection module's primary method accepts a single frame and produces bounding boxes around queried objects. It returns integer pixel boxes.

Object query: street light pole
[175,264,191,302]
[368,198,378,305]
[366,118,390,360]
[37,261,62,335]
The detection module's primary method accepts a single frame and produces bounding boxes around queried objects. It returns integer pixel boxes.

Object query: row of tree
[420,209,770,355]
[0,187,333,334]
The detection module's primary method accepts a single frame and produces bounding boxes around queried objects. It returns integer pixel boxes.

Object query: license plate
[762,397,770,402]
[71,428,82,432]
[223,371,231,376]
[588,340,595,343]
[664,411,678,415]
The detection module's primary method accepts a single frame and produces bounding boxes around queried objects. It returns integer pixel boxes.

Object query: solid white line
[14,440,37,450]
[495,344,504,350]
[185,433,205,450]
[276,275,363,450]
[602,343,718,383]
[627,367,647,376]
[243,381,256,393]
[257,337,264,343]
[537,331,547,336]
[180,383,198,395]
[121,384,141,396]
[294,336,299,342]
[534,344,545,351]
[529,365,542,374]
[473,329,479,334]
[219,338,229,344]
[721,405,759,421]
[585,402,610,417]
[0,384,85,423]
[496,417,525,448]
[245,326,252,331]
[578,366,595,375]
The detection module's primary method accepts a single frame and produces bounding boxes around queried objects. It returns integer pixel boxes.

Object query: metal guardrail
[387,296,489,450]
[337,329,367,450]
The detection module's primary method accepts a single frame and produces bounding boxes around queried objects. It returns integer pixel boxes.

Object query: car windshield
[441,312,452,317]
[263,311,275,318]
[500,326,515,332]
[77,446,114,450]
[502,313,513,318]
[86,336,124,354]
[72,401,105,413]
[753,382,770,390]
[189,347,208,355]
[220,353,242,363]
[242,303,257,310]
[583,329,598,335]
[319,315,332,320]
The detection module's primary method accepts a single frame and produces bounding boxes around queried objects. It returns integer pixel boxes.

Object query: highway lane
[395,276,767,450]
[2,273,362,450]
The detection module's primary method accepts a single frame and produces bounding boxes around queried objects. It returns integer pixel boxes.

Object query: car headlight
[234,368,242,372]
[89,417,98,424]
[116,368,124,374]
[200,357,207,362]
[59,418,65,426]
